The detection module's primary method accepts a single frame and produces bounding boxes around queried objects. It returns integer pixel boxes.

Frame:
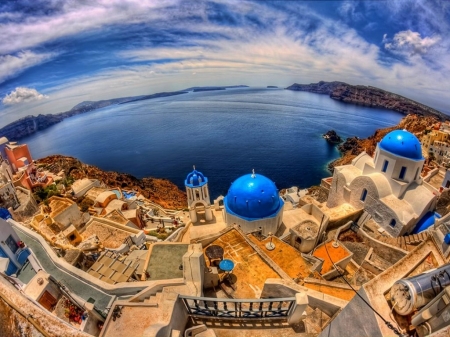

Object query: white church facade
[327,130,437,237]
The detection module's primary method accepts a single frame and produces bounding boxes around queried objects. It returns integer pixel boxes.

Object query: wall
[260,278,347,318]
[183,244,205,296]
[225,210,282,236]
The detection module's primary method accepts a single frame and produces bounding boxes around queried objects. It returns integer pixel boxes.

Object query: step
[412,234,420,244]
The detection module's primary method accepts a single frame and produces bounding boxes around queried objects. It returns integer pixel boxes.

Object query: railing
[180,295,295,319]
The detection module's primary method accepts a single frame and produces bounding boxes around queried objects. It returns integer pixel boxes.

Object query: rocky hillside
[0,91,187,141]
[286,81,446,120]
[327,114,438,172]
[35,155,187,209]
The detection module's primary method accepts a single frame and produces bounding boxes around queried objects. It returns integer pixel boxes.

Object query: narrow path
[12,224,113,311]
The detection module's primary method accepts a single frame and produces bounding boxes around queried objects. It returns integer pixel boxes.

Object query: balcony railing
[179,295,295,319]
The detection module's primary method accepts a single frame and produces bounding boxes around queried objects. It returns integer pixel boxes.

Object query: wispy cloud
[0,50,55,83]
[0,0,449,118]
[2,87,49,105]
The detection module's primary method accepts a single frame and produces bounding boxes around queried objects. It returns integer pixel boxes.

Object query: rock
[323,130,342,143]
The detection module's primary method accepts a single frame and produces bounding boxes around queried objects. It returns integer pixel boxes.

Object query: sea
[22,87,403,199]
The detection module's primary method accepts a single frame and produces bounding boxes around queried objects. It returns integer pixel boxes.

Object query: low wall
[260,279,347,318]
[327,209,363,230]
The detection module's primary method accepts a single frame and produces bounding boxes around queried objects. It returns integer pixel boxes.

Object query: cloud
[0,50,55,83]
[384,30,441,56]
[2,87,49,105]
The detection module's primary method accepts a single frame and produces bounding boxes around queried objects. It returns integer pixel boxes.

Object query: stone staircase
[143,290,163,306]
[377,231,429,251]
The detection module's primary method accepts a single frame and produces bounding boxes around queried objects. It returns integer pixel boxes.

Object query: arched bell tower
[185,166,212,223]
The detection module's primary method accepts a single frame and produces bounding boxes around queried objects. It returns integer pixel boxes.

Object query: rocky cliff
[0,91,188,141]
[35,155,187,209]
[327,114,438,172]
[286,81,446,121]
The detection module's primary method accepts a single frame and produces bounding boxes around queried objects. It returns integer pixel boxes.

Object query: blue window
[360,188,368,202]
[399,166,407,180]
[382,160,389,173]
[389,219,396,227]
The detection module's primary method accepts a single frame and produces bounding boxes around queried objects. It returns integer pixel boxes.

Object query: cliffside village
[2,119,450,337]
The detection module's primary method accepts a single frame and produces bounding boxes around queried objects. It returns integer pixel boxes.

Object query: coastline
[326,113,438,173]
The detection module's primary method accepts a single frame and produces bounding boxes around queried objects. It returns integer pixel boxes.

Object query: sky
[0,0,449,127]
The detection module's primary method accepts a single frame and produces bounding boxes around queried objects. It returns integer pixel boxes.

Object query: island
[286,81,446,121]
[267,86,278,88]
[0,91,188,140]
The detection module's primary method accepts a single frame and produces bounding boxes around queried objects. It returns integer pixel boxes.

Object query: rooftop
[145,243,189,280]
[247,234,318,280]
[203,229,280,298]
[80,219,132,249]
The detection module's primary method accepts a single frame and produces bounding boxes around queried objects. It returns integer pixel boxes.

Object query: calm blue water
[23,87,403,198]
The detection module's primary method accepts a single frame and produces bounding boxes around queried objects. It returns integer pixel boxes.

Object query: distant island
[267,86,278,88]
[184,85,249,92]
[0,85,248,141]
[286,81,447,121]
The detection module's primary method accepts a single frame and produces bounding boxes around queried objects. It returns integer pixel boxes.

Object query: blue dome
[224,173,282,219]
[379,130,423,160]
[185,169,208,187]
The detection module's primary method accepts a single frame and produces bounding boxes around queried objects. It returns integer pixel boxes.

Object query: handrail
[179,295,295,319]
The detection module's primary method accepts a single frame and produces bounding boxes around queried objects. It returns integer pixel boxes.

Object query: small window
[382,160,389,173]
[5,235,19,253]
[389,219,396,227]
[399,166,407,180]
[360,188,368,202]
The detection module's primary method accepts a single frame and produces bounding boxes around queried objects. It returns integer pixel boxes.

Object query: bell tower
[185,166,212,223]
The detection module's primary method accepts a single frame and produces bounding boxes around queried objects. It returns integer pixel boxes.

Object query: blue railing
[180,295,295,319]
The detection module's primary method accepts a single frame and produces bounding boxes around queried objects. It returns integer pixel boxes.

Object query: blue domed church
[327,130,437,237]
[223,170,284,236]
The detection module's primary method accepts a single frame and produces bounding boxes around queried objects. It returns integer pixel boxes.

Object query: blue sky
[0,0,449,126]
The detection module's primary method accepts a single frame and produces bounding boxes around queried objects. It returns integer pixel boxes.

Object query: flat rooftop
[313,241,352,274]
[247,234,318,280]
[146,244,189,280]
[81,220,131,249]
[101,305,160,337]
[204,229,280,299]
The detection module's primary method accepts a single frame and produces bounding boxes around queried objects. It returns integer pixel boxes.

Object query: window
[360,188,368,202]
[5,235,18,253]
[399,166,407,180]
[382,160,389,173]
[389,219,396,227]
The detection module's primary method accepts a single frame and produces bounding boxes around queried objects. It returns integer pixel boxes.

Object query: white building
[327,130,437,237]
[223,170,284,236]
[0,218,32,276]
[185,167,212,223]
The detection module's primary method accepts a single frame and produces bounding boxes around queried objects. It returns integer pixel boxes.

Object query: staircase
[377,232,429,251]
[143,290,163,306]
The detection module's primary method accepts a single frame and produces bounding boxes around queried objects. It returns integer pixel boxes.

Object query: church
[326,130,437,237]
[185,168,284,236]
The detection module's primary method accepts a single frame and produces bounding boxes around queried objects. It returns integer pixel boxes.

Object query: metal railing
[180,295,295,319]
